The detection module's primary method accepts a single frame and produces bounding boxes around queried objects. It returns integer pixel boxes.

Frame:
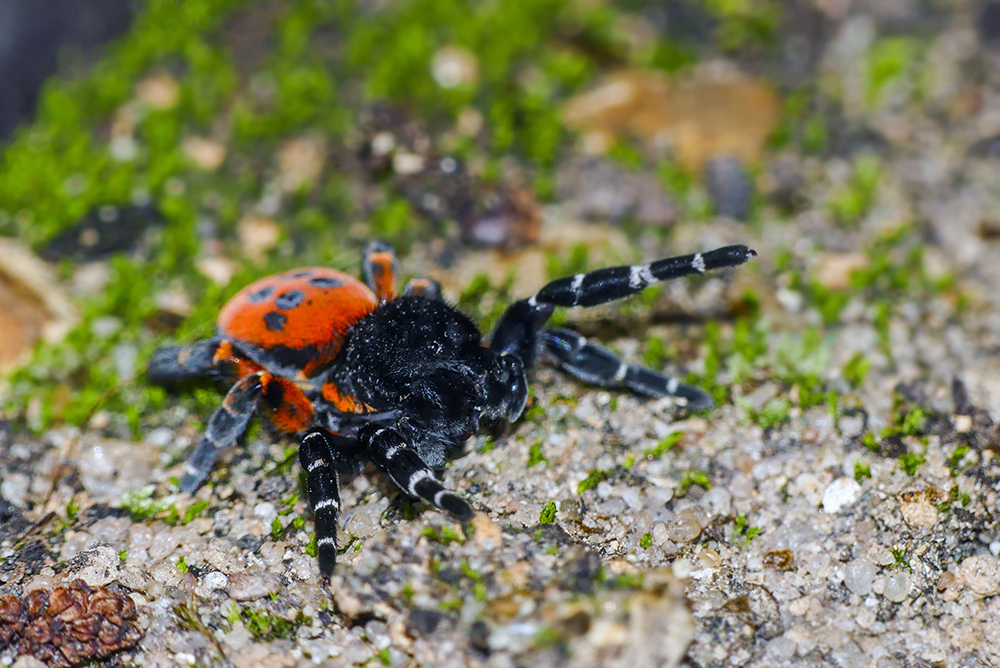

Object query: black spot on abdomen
[288,270,314,279]
[248,286,275,303]
[264,311,287,332]
[309,276,343,288]
[275,289,305,310]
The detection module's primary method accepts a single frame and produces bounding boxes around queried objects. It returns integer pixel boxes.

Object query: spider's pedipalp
[362,425,473,521]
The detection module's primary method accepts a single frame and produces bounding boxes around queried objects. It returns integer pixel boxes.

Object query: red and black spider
[148,241,756,577]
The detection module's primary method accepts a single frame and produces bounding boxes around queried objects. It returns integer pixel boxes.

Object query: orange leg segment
[259,373,315,432]
[363,241,398,302]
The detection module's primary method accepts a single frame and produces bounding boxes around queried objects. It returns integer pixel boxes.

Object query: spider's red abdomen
[218,267,378,378]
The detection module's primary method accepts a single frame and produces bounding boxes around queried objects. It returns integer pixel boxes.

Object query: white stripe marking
[528,295,538,307]
[613,363,629,382]
[692,253,706,273]
[384,445,401,459]
[315,498,339,511]
[308,458,328,472]
[408,469,435,496]
[317,537,336,546]
[184,463,201,476]
[630,264,655,289]
[667,377,679,393]
[433,490,448,507]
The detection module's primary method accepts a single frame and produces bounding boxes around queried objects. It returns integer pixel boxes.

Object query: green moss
[642,334,668,369]
[732,513,761,547]
[676,470,711,497]
[576,469,609,494]
[422,525,465,544]
[527,441,549,468]
[534,625,567,649]
[889,546,911,571]
[898,450,926,476]
[853,459,871,482]
[240,607,311,641]
[946,446,971,477]
[642,431,683,460]
[705,0,781,51]
[866,37,919,107]
[538,500,557,525]
[183,499,210,525]
[842,352,871,389]
[828,154,882,226]
[747,397,791,429]
[639,532,652,549]
[120,486,174,522]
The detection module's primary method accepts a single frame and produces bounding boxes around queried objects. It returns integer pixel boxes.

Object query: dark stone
[235,534,262,551]
[468,620,491,654]
[255,475,290,501]
[0,0,134,141]
[559,551,603,595]
[704,155,753,221]
[405,607,444,636]
[38,205,163,263]
[981,3,1000,42]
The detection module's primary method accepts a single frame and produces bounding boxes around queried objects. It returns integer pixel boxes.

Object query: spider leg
[490,245,756,370]
[542,327,713,410]
[363,240,398,302]
[180,371,314,493]
[401,277,443,300]
[179,372,266,493]
[147,338,224,383]
[299,428,347,578]
[360,425,472,521]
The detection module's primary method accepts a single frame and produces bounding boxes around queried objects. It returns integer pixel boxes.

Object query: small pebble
[228,572,281,601]
[883,572,911,602]
[822,477,862,513]
[666,509,702,543]
[957,554,1000,596]
[148,528,181,560]
[203,571,229,591]
[844,558,876,596]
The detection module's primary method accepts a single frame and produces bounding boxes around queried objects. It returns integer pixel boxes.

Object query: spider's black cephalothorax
[149,242,755,577]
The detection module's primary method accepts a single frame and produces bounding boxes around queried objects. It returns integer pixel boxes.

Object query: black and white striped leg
[299,428,344,578]
[490,245,756,369]
[542,327,713,410]
[178,373,264,493]
[402,277,443,300]
[361,425,473,521]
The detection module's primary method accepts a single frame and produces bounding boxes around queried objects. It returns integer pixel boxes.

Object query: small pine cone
[0,594,27,647]
[0,579,143,667]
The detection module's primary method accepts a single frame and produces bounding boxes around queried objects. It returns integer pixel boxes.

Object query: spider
[149,241,756,577]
